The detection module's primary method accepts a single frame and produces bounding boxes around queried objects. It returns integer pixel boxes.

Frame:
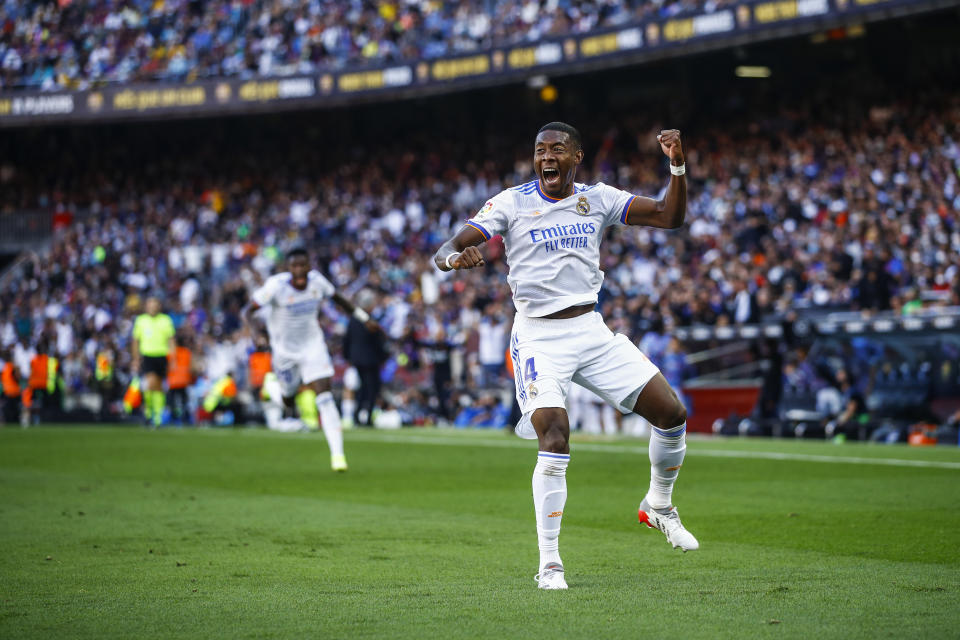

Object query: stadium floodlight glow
[735,66,772,78]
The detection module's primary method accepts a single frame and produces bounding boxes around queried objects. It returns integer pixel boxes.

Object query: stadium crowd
[0,90,958,430]
[0,0,729,91]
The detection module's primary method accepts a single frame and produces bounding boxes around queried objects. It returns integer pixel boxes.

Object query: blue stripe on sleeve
[620,195,638,224]
[465,220,492,240]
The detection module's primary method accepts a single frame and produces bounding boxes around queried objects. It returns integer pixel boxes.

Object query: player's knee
[541,427,567,453]
[656,401,686,431]
[534,409,569,453]
[646,398,686,431]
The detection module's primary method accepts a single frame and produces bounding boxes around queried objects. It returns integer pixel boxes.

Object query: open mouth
[541,167,560,187]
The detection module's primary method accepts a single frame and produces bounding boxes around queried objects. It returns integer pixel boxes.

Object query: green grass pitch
[1,426,958,639]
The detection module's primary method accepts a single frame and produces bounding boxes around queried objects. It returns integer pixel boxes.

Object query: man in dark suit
[344,290,387,426]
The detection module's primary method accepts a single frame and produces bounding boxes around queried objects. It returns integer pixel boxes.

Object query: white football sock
[646,422,686,510]
[316,391,345,458]
[533,451,569,570]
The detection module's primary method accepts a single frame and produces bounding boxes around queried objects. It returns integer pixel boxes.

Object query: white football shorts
[271,337,335,398]
[510,310,659,426]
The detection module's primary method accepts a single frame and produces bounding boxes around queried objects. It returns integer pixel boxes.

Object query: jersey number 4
[524,357,538,382]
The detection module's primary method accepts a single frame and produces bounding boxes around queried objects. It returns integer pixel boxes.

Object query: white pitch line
[343,432,960,470]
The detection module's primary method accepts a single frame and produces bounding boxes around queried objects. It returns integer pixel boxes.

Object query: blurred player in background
[340,365,359,429]
[93,341,117,421]
[131,297,176,427]
[26,339,62,425]
[435,122,697,589]
[260,372,296,432]
[166,332,195,425]
[243,248,379,472]
[201,370,238,423]
[1,348,22,425]
[259,373,325,433]
[248,334,272,401]
[567,382,619,435]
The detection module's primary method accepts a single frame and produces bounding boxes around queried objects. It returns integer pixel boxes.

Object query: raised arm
[433,224,488,272]
[330,292,382,333]
[242,300,265,336]
[330,292,358,316]
[623,129,687,229]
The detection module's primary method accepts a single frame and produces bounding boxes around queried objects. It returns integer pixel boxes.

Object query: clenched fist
[657,129,684,165]
[452,246,485,270]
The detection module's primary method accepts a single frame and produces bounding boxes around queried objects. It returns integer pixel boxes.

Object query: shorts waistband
[514,310,600,331]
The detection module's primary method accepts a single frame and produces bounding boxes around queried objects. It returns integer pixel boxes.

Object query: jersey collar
[535,180,578,203]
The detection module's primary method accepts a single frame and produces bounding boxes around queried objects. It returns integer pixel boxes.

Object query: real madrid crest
[527,383,539,399]
[576,196,590,216]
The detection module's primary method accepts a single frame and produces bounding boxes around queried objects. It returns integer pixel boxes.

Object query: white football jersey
[251,270,336,357]
[467,180,635,317]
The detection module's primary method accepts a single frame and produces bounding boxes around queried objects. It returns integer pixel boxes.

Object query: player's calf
[533,450,569,582]
[632,375,697,550]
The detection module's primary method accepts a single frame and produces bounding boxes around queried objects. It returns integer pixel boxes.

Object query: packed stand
[0,0,732,91]
[0,93,959,433]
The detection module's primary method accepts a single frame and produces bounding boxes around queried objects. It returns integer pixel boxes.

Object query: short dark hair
[286,247,308,260]
[537,122,582,150]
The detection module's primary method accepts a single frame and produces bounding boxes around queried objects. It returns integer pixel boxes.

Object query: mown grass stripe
[336,431,960,470]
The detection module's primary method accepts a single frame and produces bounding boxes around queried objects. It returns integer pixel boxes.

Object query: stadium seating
[0,0,726,91]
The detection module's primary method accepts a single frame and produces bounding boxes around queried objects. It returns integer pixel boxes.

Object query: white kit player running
[435,122,698,590]
[243,248,381,472]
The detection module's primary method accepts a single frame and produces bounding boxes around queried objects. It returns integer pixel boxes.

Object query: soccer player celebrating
[243,248,379,472]
[434,123,696,590]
